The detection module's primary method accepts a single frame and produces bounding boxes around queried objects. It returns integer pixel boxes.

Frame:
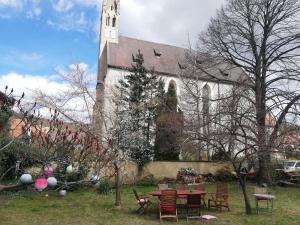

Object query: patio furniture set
[133,182,229,222]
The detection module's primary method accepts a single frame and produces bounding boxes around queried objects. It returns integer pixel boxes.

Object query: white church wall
[102,67,234,134]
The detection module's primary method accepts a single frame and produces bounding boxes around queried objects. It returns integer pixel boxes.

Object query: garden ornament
[47,177,58,188]
[34,177,48,191]
[20,174,32,184]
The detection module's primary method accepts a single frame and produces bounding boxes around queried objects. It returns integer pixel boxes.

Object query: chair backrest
[216,182,228,198]
[193,183,205,191]
[176,183,187,191]
[254,186,267,194]
[158,183,168,190]
[160,189,177,212]
[133,189,140,200]
[187,194,201,207]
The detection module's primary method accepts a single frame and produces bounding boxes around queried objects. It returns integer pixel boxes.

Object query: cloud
[0,72,66,102]
[0,0,22,9]
[47,11,87,32]
[0,62,96,122]
[52,0,74,12]
[51,0,100,12]
[120,0,226,47]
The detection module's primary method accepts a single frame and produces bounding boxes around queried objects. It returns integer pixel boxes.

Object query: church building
[95,0,247,158]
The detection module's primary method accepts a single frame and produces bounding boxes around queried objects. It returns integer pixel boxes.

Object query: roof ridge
[119,35,188,50]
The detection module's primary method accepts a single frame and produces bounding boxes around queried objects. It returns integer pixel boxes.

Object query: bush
[215,168,237,182]
[0,135,39,180]
[97,179,112,195]
[136,174,157,186]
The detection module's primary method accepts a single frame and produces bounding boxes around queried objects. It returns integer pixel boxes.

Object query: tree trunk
[256,84,272,185]
[114,165,122,208]
[238,177,252,214]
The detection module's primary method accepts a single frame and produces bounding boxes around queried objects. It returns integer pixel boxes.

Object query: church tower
[99,0,120,56]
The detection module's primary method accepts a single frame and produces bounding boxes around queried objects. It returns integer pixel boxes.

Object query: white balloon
[20,174,32,184]
[66,165,73,173]
[47,177,58,188]
[59,190,67,196]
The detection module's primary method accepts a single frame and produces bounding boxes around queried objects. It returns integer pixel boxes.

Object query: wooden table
[148,190,206,197]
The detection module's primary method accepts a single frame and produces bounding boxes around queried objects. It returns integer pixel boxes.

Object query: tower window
[106,16,110,26]
[112,17,116,27]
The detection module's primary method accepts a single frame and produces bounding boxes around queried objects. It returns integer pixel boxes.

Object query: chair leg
[256,199,258,214]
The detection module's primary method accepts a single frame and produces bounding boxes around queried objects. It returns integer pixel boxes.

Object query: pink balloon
[34,178,48,191]
[43,165,53,177]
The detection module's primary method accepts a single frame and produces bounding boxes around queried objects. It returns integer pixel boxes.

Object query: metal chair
[133,189,152,215]
[254,186,275,213]
[158,189,178,222]
[208,182,230,212]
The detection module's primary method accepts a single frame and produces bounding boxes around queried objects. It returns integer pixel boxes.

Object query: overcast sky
[0,0,226,97]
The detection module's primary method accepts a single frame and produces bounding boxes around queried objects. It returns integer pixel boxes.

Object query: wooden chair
[186,194,202,222]
[193,183,207,208]
[133,189,152,215]
[158,183,168,190]
[254,186,275,213]
[158,189,178,222]
[208,182,230,212]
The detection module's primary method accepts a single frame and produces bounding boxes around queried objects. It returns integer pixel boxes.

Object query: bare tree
[195,0,300,184]
[31,64,125,207]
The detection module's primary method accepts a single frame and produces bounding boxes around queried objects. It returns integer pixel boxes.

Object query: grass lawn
[0,183,300,225]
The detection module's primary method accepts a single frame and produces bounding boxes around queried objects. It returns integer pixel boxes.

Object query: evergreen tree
[154,81,183,161]
[114,50,164,170]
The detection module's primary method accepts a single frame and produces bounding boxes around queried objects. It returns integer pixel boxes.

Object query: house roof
[106,36,249,84]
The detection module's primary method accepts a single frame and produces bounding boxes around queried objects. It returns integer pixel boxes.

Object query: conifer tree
[154,81,183,161]
[115,50,164,170]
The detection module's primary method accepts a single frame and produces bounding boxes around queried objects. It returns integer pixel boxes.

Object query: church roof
[106,36,249,84]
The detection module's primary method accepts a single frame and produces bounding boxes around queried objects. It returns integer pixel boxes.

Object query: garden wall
[121,161,232,184]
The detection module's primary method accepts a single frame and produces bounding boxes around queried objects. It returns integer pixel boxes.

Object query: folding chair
[133,189,152,215]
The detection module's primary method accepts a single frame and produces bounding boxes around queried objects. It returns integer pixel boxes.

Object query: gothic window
[202,84,211,116]
[166,80,178,111]
[112,17,116,27]
[106,16,110,26]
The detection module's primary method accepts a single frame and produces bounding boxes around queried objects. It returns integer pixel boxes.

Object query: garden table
[148,190,206,198]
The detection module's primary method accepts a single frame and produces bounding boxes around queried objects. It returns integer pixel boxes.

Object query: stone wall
[121,161,232,184]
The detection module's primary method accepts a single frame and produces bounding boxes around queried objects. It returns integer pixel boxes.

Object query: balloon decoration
[66,165,73,174]
[43,165,53,177]
[47,177,58,188]
[59,189,67,196]
[20,174,32,184]
[34,177,48,191]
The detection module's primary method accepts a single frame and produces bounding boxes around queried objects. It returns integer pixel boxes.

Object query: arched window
[202,84,211,116]
[106,16,110,26]
[166,80,178,111]
[112,17,116,27]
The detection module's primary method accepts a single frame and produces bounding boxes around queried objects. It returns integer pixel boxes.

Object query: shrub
[136,174,157,186]
[97,179,112,195]
[0,135,39,180]
[215,168,236,182]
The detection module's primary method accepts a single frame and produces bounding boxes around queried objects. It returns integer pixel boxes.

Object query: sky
[0,0,226,97]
